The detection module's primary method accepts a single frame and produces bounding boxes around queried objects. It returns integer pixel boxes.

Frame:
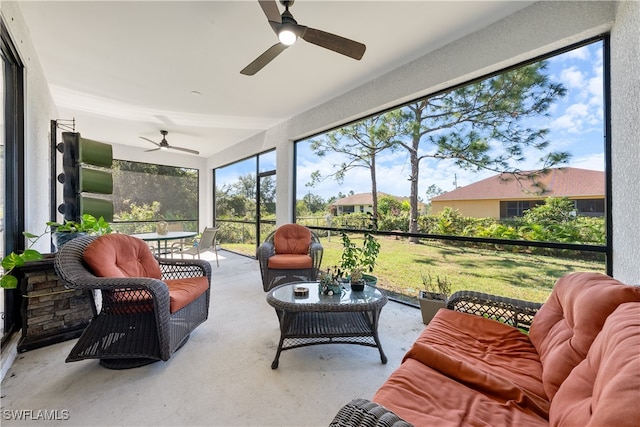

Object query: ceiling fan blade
[145,148,161,153]
[169,146,200,155]
[259,0,281,23]
[301,27,366,60]
[140,136,161,147]
[240,43,288,75]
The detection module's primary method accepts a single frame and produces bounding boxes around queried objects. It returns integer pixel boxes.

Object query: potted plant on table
[339,232,381,291]
[0,214,111,289]
[418,271,452,324]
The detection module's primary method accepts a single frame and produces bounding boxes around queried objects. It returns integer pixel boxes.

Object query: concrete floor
[0,251,425,427]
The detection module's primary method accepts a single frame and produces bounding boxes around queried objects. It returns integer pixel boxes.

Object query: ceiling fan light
[160,146,168,151]
[278,29,297,46]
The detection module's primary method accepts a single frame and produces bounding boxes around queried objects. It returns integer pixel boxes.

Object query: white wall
[2,2,59,254]
[208,1,638,283]
[610,0,640,285]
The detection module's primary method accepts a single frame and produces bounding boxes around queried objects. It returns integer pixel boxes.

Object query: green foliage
[339,232,381,275]
[378,196,406,216]
[49,213,112,235]
[1,214,111,288]
[523,197,576,223]
[112,160,198,221]
[420,270,452,297]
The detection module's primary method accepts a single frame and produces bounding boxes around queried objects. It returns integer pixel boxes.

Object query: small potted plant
[49,214,112,249]
[349,267,365,291]
[339,232,381,288]
[1,214,112,289]
[418,271,452,324]
[318,267,342,296]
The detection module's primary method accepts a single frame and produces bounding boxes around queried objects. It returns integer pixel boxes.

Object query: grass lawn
[223,233,604,304]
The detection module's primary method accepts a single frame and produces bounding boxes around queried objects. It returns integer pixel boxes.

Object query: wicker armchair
[54,234,212,369]
[257,224,323,292]
[330,399,413,427]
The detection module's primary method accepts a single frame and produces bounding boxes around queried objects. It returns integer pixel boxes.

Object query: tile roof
[431,168,604,201]
[332,192,408,206]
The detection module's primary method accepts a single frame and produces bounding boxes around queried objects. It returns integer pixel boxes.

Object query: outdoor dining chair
[171,226,220,267]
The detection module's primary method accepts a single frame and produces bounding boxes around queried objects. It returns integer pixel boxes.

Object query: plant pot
[52,231,87,251]
[363,274,377,287]
[418,291,447,325]
[350,280,365,292]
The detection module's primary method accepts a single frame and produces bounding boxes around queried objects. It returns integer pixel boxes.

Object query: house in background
[331,192,424,216]
[430,168,605,219]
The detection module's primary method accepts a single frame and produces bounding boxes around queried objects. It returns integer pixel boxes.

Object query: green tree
[112,160,198,221]
[307,112,403,226]
[395,61,568,243]
[523,197,576,224]
[302,192,326,213]
[378,195,405,216]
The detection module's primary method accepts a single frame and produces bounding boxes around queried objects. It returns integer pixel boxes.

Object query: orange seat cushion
[165,276,209,313]
[267,254,313,270]
[84,234,162,279]
[273,224,311,255]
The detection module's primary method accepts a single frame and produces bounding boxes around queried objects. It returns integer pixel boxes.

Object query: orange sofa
[331,272,640,427]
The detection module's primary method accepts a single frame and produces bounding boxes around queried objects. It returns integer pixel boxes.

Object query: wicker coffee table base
[271,310,387,369]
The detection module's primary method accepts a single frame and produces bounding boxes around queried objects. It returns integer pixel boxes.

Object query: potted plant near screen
[418,271,452,324]
[339,232,380,291]
[0,214,111,289]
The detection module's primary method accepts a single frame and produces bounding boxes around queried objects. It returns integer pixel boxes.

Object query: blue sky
[295,40,605,202]
[217,40,605,203]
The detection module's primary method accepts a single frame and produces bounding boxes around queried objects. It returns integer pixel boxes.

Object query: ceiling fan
[140,130,199,155]
[240,0,366,76]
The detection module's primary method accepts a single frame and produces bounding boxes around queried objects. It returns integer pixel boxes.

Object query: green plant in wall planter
[49,214,112,249]
[0,214,111,289]
[418,270,452,324]
[339,232,381,290]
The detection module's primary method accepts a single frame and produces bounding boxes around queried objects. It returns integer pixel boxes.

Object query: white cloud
[559,66,585,89]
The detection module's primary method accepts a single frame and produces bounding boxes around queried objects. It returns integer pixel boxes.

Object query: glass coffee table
[266,281,388,369]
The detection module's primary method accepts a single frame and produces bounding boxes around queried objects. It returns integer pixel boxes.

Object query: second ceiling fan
[140,130,200,155]
[241,0,366,76]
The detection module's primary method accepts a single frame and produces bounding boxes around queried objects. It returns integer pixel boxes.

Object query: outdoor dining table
[130,231,197,257]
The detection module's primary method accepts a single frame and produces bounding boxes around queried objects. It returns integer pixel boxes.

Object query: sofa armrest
[330,399,413,427]
[447,290,542,331]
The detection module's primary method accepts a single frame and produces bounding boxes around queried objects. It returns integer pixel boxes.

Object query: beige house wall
[431,200,499,218]
[432,196,605,219]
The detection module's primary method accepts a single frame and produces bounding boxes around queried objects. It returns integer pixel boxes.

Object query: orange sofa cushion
[550,302,640,427]
[84,234,162,279]
[165,276,209,313]
[374,357,548,427]
[528,272,640,400]
[273,224,311,255]
[374,308,550,425]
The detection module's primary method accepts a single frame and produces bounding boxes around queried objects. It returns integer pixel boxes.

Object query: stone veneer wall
[18,257,94,352]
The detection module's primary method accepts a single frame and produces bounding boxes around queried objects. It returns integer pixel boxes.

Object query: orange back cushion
[529,272,640,400]
[273,224,311,255]
[549,302,640,427]
[84,234,162,279]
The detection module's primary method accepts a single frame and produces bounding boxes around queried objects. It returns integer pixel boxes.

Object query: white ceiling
[18,1,534,158]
